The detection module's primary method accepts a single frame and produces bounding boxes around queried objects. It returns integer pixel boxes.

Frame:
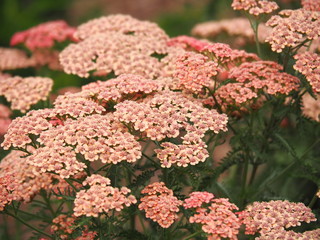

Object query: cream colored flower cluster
[0,76,53,113]
[60,14,170,78]
[0,48,36,71]
[238,200,317,236]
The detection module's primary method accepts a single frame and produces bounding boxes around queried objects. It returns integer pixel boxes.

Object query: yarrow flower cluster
[114,90,228,167]
[215,61,299,110]
[238,200,317,236]
[138,182,182,228]
[0,104,11,135]
[10,20,76,50]
[294,52,320,93]
[301,0,320,11]
[231,0,279,16]
[0,47,36,71]
[184,192,242,240]
[74,174,137,217]
[60,14,170,78]
[0,76,53,112]
[266,9,320,53]
[301,93,320,122]
[191,18,272,46]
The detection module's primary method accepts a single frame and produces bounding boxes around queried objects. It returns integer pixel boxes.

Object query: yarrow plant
[0,1,320,239]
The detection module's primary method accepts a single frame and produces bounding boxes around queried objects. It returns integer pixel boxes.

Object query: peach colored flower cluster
[10,20,76,50]
[60,14,170,78]
[73,174,137,217]
[266,9,320,53]
[215,61,299,108]
[256,228,320,240]
[231,0,279,16]
[114,90,228,167]
[294,52,320,93]
[0,76,53,112]
[174,52,218,92]
[168,36,259,66]
[82,74,161,103]
[192,18,272,45]
[183,191,215,208]
[0,104,11,135]
[138,182,182,228]
[184,192,241,240]
[51,214,97,240]
[0,150,54,205]
[0,174,16,211]
[301,93,320,122]
[51,214,76,239]
[301,0,320,11]
[238,200,317,236]
[0,47,36,71]
[1,109,52,149]
[28,113,141,178]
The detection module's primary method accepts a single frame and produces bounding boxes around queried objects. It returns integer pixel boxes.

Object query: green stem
[41,192,55,217]
[5,211,53,239]
[184,231,201,240]
[308,189,319,208]
[248,18,262,57]
[142,152,161,168]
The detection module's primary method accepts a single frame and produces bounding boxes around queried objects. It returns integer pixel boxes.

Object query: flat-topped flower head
[183,191,215,208]
[59,32,164,78]
[74,14,169,45]
[174,52,219,92]
[10,20,77,50]
[139,182,182,228]
[266,9,320,53]
[301,0,320,11]
[184,194,241,240]
[74,175,136,217]
[0,150,54,204]
[238,200,317,236]
[0,76,53,113]
[232,0,279,16]
[294,52,320,93]
[0,48,36,71]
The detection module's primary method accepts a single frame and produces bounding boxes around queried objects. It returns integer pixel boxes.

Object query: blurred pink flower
[10,20,77,51]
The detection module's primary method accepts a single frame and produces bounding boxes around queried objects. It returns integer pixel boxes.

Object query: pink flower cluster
[231,0,279,16]
[266,9,320,53]
[0,76,53,112]
[0,150,54,205]
[60,15,170,78]
[215,61,299,109]
[10,20,76,50]
[168,36,259,66]
[256,228,320,240]
[184,192,241,240]
[294,52,320,93]
[0,47,36,71]
[0,104,11,135]
[138,182,182,228]
[238,200,317,236]
[74,174,137,217]
[301,0,320,11]
[174,52,218,92]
